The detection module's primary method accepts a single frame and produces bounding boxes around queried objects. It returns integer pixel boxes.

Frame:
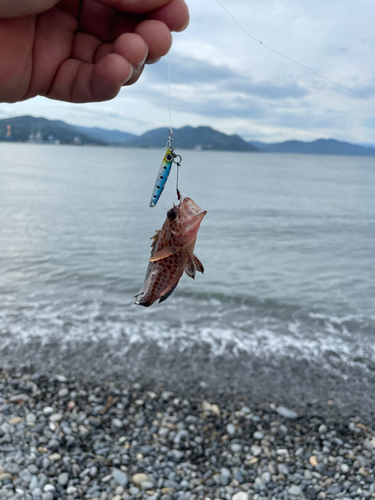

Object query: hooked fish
[134,193,206,307]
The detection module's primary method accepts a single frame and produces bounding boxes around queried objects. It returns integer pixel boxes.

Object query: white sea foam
[1,292,375,376]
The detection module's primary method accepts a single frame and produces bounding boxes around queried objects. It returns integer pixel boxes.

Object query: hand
[0,0,189,103]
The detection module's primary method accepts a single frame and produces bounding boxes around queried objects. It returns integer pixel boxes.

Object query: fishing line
[215,0,374,104]
[167,53,182,199]
[167,54,172,131]
[149,54,182,207]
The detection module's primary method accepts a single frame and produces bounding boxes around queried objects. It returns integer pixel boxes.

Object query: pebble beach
[1,369,374,500]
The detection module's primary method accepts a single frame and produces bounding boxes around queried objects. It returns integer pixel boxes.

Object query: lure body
[134,193,206,307]
[149,148,174,207]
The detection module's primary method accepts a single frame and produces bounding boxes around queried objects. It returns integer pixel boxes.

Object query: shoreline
[2,335,375,419]
[1,368,375,500]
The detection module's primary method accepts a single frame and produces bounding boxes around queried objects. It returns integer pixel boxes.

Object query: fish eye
[166,153,173,161]
[167,208,177,220]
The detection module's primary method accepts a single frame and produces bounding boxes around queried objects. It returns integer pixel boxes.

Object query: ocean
[1,144,374,409]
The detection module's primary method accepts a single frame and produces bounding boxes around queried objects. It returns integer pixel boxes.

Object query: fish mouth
[179,194,205,218]
[184,207,207,233]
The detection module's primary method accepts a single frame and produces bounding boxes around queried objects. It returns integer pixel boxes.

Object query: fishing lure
[149,128,182,207]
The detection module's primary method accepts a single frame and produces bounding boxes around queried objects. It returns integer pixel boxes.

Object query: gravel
[1,369,375,500]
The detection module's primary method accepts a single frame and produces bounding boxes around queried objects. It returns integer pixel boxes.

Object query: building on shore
[5,124,12,141]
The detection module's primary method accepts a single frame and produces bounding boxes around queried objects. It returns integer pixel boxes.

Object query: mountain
[2,116,374,157]
[250,138,375,156]
[76,126,137,144]
[0,116,106,145]
[127,125,258,152]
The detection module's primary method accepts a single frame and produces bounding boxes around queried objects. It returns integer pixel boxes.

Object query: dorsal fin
[150,230,160,251]
[149,246,177,262]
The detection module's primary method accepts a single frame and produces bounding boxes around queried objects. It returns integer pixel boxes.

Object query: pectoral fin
[149,247,177,262]
[184,254,204,279]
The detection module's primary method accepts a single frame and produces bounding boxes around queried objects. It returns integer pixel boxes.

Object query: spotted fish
[134,193,206,307]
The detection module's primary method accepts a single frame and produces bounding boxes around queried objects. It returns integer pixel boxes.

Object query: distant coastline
[1,115,375,157]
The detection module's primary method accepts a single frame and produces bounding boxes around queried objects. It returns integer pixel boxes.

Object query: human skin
[0,0,189,103]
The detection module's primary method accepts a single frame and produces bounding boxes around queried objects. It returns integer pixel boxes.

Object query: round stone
[42,407,54,415]
[111,418,123,430]
[288,485,302,496]
[26,413,37,424]
[232,493,249,500]
[29,476,39,490]
[231,443,242,453]
[226,423,236,436]
[42,493,54,500]
[250,445,262,456]
[19,469,32,483]
[0,473,12,482]
[132,473,149,486]
[341,464,350,473]
[141,481,155,490]
[277,406,299,419]
[89,466,98,477]
[58,387,69,398]
[49,413,64,423]
[112,469,128,487]
[58,472,69,486]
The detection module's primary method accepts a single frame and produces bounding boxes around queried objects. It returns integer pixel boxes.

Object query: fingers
[133,20,171,63]
[47,32,149,102]
[87,0,189,41]
[72,33,102,63]
[111,33,148,67]
[0,0,59,18]
[95,32,148,86]
[150,0,189,33]
[47,54,133,102]
[97,0,174,15]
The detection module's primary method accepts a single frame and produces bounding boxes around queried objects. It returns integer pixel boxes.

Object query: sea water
[0,144,374,404]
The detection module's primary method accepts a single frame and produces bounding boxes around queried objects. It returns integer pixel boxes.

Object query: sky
[1,0,375,144]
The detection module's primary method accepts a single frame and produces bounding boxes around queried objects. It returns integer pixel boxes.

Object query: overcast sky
[1,0,375,143]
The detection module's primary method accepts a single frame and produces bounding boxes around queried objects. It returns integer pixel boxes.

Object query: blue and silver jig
[149,128,182,208]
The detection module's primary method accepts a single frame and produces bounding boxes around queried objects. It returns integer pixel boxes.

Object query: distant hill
[250,138,375,156]
[0,116,106,145]
[76,126,137,144]
[1,116,374,157]
[127,125,258,152]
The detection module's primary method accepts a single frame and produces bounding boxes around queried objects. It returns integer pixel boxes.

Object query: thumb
[0,0,60,18]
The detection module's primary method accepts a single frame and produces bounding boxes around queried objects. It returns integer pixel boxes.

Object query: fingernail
[176,16,190,33]
[134,49,148,69]
[121,64,134,85]
[147,57,161,65]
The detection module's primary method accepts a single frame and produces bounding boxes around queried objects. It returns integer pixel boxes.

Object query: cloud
[348,80,375,99]
[365,118,375,130]
[146,54,309,101]
[1,0,375,144]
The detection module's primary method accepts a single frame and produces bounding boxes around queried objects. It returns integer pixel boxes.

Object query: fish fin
[185,254,204,279]
[193,254,204,274]
[159,282,179,304]
[149,247,177,262]
[184,255,196,279]
[150,230,160,251]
